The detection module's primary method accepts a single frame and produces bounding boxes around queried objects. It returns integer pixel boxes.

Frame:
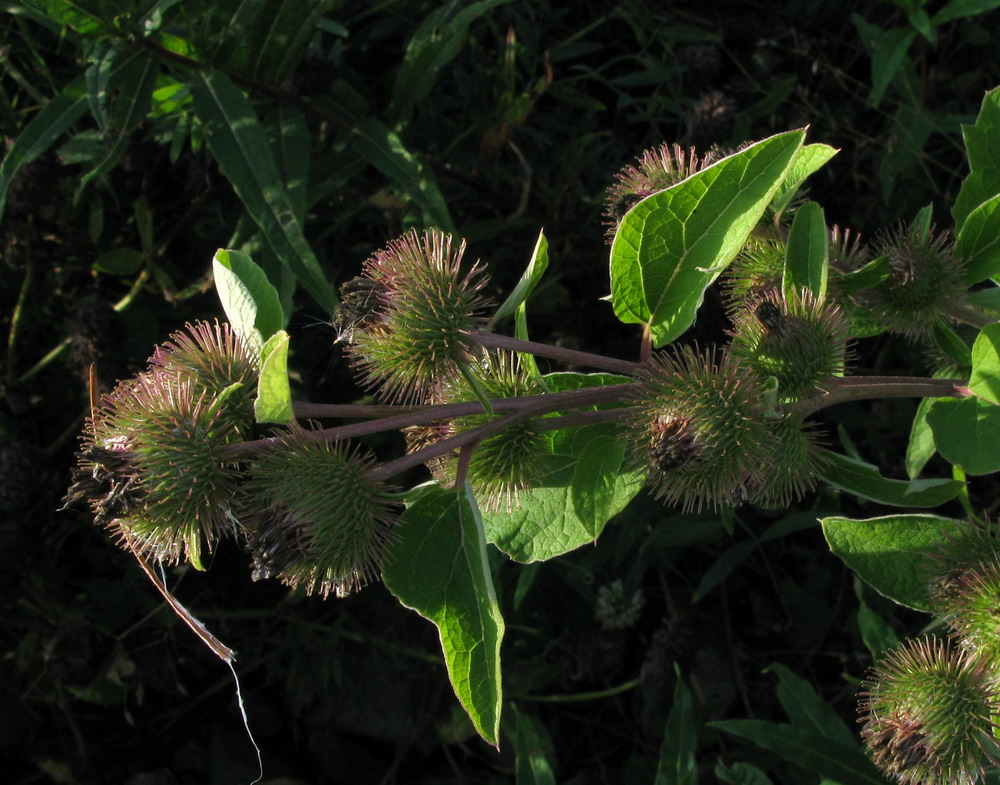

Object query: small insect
[330,277,384,344]
[754,300,783,332]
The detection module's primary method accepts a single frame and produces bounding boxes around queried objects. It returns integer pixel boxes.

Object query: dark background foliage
[2,1,999,783]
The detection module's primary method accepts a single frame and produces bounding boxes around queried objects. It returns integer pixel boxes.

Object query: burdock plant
[859,636,1000,785]
[65,92,1000,760]
[240,427,399,599]
[343,228,493,404]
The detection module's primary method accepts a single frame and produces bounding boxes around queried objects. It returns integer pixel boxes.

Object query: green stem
[510,677,641,703]
[5,255,33,388]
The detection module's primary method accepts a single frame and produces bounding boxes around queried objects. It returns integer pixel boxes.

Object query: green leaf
[254,330,292,424]
[971,322,1000,404]
[352,117,454,232]
[926,396,1000,474]
[482,373,643,562]
[0,74,89,223]
[24,0,110,34]
[912,202,934,239]
[869,27,915,107]
[610,130,804,347]
[214,0,334,84]
[92,247,143,276]
[212,249,285,351]
[931,0,1000,26]
[570,435,627,546]
[691,515,817,602]
[956,193,1000,283]
[821,513,964,610]
[968,286,1000,313]
[953,85,1000,235]
[75,50,160,200]
[905,395,938,479]
[269,106,310,221]
[932,322,972,369]
[834,254,890,293]
[783,201,828,300]
[389,0,513,128]
[655,669,697,785]
[709,720,887,785]
[511,704,556,785]
[190,71,337,312]
[715,762,775,785]
[855,588,900,660]
[819,450,963,506]
[769,143,838,216]
[492,229,549,324]
[764,663,856,748]
[383,484,504,746]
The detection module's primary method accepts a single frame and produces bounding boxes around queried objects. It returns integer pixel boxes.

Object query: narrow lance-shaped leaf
[382,484,504,746]
[783,200,828,300]
[352,117,454,231]
[764,663,857,748]
[869,27,915,108]
[491,228,549,324]
[0,74,89,223]
[389,0,513,127]
[511,704,557,785]
[819,450,963,507]
[75,50,160,200]
[255,330,292,425]
[655,668,697,785]
[710,720,887,785]
[610,130,804,347]
[190,71,337,312]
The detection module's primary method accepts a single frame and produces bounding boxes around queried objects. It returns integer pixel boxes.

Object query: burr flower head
[150,320,257,389]
[604,143,714,241]
[926,525,1000,663]
[345,229,493,403]
[859,636,1000,785]
[241,429,399,598]
[723,234,787,306]
[627,346,782,511]
[405,350,546,512]
[856,223,965,340]
[69,370,250,567]
[728,289,851,401]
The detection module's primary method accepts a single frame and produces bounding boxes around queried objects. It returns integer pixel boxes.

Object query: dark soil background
[3,1,999,783]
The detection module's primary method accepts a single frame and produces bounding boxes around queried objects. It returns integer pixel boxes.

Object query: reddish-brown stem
[793,375,971,417]
[292,402,423,419]
[227,383,638,456]
[370,405,633,482]
[465,331,640,375]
